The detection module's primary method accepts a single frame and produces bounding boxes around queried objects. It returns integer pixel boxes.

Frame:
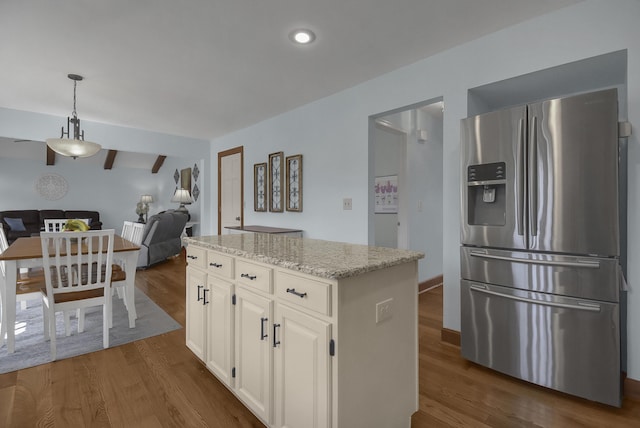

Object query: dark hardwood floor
[1,252,638,427]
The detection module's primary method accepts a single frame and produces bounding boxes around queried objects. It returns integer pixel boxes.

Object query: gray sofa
[137,211,188,268]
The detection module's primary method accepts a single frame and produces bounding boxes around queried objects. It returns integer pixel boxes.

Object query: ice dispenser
[466,162,506,225]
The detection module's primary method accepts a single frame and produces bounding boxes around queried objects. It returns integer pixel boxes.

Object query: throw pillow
[4,217,26,231]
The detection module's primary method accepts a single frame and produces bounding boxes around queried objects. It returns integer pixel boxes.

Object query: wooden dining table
[0,234,140,354]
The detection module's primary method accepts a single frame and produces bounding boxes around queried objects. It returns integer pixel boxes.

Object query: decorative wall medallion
[35,173,68,200]
[192,183,200,201]
[254,162,267,212]
[192,163,200,182]
[286,154,302,212]
[174,169,180,184]
[268,151,284,212]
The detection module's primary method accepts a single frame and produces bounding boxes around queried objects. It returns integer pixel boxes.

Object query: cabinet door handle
[286,288,307,298]
[273,323,281,347]
[197,285,203,302]
[209,262,223,268]
[260,317,268,340]
[202,288,209,305]
[241,273,257,280]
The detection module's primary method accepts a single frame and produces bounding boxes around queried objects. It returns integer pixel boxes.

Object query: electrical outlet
[376,298,393,324]
[343,198,352,210]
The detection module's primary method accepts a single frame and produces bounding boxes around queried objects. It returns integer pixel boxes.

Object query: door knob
[235,216,241,221]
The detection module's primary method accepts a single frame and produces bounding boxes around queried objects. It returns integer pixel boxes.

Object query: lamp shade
[171,188,193,204]
[46,138,102,158]
[140,194,154,204]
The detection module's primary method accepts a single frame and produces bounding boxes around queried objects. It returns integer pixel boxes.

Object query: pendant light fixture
[46,74,101,159]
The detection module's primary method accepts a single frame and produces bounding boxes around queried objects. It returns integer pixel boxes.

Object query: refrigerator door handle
[529,116,538,238]
[470,284,601,312]
[469,250,601,268]
[517,118,526,236]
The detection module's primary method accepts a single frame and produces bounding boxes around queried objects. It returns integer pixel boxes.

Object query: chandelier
[46,74,101,159]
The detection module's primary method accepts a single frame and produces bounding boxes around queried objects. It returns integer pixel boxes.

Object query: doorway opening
[218,146,244,235]
[368,98,444,288]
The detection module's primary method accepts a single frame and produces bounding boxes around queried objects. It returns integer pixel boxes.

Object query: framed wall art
[254,162,267,212]
[286,154,303,212]
[374,175,398,213]
[268,151,284,212]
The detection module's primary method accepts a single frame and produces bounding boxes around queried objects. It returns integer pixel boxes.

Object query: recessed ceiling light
[289,29,316,45]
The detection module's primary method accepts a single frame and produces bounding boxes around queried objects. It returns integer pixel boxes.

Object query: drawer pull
[209,262,223,268]
[273,323,281,347]
[187,255,198,260]
[260,317,268,340]
[241,273,257,280]
[197,285,203,302]
[286,288,307,299]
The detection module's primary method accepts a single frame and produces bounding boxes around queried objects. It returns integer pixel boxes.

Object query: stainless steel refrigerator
[459,88,622,407]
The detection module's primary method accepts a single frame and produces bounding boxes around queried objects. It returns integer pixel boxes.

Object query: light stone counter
[183,234,424,279]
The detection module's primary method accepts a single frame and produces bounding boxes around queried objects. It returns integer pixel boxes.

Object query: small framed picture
[286,154,303,212]
[269,151,284,212]
[374,175,398,213]
[254,163,267,212]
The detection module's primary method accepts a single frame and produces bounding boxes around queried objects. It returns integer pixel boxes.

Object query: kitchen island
[184,234,423,428]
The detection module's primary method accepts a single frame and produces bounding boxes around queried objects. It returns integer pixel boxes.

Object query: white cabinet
[186,266,207,360]
[274,303,331,428]
[235,286,274,423]
[185,241,419,428]
[186,247,235,387]
[205,275,234,386]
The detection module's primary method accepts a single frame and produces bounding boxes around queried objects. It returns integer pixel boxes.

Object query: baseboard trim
[440,327,461,347]
[625,376,640,401]
[419,274,443,293]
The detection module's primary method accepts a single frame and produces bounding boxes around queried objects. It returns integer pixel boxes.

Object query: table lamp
[171,188,193,220]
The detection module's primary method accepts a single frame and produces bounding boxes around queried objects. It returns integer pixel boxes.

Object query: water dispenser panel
[467,162,505,183]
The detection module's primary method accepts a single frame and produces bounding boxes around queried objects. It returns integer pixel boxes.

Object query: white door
[205,275,234,387]
[185,268,207,360]
[218,147,243,234]
[372,122,407,249]
[274,303,331,428]
[235,287,273,423]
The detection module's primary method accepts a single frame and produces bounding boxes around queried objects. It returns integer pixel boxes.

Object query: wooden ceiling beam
[46,146,56,165]
[152,155,166,174]
[104,150,118,170]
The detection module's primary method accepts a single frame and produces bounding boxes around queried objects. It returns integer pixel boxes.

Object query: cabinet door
[274,303,331,428]
[235,287,273,423]
[186,267,207,360]
[205,275,234,386]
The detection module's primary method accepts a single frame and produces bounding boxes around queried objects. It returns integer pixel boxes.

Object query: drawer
[207,250,234,279]
[186,245,207,270]
[276,271,332,316]
[235,259,273,294]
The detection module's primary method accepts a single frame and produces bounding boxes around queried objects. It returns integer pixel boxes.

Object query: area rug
[0,290,181,374]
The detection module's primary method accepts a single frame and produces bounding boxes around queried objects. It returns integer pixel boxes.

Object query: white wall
[0,107,210,232]
[0,155,199,231]
[209,0,640,380]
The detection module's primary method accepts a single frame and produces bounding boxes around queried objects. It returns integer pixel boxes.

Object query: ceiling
[0,0,581,142]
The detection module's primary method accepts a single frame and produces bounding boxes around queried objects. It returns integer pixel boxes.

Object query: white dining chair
[40,229,118,360]
[0,226,45,346]
[43,219,68,232]
[109,221,144,326]
[121,221,135,241]
[129,222,145,246]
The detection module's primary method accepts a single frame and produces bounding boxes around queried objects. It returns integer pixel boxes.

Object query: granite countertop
[183,234,424,280]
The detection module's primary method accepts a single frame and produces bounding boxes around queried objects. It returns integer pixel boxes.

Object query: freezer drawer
[460,246,620,302]
[461,280,621,407]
